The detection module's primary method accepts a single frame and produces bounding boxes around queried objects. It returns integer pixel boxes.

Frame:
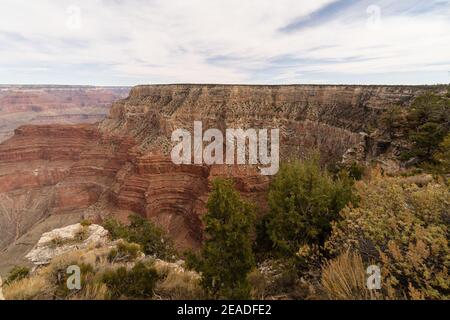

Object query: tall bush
[194,179,255,299]
[265,158,355,258]
[326,175,450,299]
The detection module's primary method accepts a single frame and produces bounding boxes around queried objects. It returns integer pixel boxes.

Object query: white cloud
[0,0,449,85]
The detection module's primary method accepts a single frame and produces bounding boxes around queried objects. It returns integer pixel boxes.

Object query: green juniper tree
[265,157,355,258]
[402,93,450,163]
[433,134,450,173]
[103,214,176,261]
[196,179,255,299]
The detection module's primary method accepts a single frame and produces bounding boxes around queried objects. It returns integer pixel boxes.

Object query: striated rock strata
[0,85,130,142]
[0,84,445,275]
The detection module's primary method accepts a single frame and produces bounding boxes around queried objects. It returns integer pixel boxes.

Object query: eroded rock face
[0,84,442,271]
[0,123,134,248]
[0,85,130,143]
[98,84,436,245]
[25,224,110,266]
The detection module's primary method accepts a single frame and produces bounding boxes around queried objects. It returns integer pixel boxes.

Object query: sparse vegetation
[74,226,89,242]
[53,262,95,299]
[108,241,142,263]
[326,173,450,299]
[104,214,176,261]
[5,266,30,285]
[80,219,92,227]
[153,260,204,300]
[50,235,65,248]
[102,262,159,300]
[3,245,200,300]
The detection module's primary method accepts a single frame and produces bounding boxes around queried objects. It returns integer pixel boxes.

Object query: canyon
[0,85,130,142]
[0,84,446,276]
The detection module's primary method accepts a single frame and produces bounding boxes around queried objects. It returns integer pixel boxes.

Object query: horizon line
[1,83,449,88]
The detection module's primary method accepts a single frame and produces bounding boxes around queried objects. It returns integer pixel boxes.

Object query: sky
[0,0,449,86]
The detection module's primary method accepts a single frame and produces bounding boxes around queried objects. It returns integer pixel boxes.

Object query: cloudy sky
[0,0,449,85]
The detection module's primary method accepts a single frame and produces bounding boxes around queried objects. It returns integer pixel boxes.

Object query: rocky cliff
[0,84,444,275]
[0,85,130,142]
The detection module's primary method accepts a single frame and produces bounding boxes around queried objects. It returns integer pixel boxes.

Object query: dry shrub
[4,246,113,300]
[5,266,30,285]
[3,272,54,300]
[69,283,108,300]
[102,262,159,300]
[4,242,203,300]
[248,269,268,300]
[108,241,142,263]
[3,235,203,301]
[153,260,204,300]
[397,174,434,187]
[248,260,315,300]
[321,251,381,300]
[326,174,449,300]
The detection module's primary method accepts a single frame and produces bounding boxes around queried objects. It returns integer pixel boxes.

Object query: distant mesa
[0,85,130,143]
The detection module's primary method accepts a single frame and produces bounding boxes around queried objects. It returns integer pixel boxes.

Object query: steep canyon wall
[0,84,441,274]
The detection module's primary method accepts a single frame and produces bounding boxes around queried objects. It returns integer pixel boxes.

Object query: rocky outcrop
[0,84,444,274]
[2,222,201,300]
[25,223,110,266]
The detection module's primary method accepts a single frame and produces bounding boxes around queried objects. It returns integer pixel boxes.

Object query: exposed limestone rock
[25,223,110,266]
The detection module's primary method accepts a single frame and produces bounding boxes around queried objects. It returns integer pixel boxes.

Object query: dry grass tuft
[321,251,381,300]
[153,260,203,300]
[3,246,112,300]
[4,246,203,300]
[69,283,109,300]
[4,271,54,300]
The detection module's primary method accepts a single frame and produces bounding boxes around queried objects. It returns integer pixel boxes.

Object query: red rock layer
[0,84,442,251]
[0,86,130,143]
